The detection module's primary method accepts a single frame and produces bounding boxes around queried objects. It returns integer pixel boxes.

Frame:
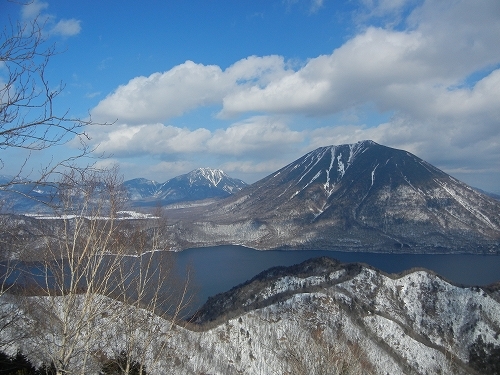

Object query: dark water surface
[175,245,500,312]
[3,246,498,315]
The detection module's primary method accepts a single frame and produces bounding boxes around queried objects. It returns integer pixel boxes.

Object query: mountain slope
[173,141,500,252]
[175,258,499,375]
[122,178,162,200]
[5,257,499,374]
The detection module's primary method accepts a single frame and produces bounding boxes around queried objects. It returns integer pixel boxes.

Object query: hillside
[3,257,499,374]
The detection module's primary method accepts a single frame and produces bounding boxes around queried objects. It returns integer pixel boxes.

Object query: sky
[1,0,500,193]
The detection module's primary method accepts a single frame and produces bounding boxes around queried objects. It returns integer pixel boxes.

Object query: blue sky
[2,0,500,193]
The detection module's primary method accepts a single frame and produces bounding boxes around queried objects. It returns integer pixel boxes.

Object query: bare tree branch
[0,14,111,192]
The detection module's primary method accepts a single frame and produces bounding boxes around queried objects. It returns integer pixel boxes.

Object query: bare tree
[0,257,27,353]
[21,168,128,375]
[96,208,192,375]
[0,7,192,374]
[0,205,39,351]
[0,9,108,196]
[11,169,192,375]
[276,321,376,375]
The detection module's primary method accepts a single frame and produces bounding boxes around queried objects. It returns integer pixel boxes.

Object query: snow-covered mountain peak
[126,168,248,205]
[117,169,247,207]
[188,168,227,187]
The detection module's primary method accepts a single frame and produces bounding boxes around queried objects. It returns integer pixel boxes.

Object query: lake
[174,245,500,313]
[3,245,499,316]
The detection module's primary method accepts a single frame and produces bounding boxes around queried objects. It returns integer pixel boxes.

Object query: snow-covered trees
[17,169,191,375]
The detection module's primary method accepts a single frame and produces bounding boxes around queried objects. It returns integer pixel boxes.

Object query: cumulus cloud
[89,123,211,157]
[92,62,227,124]
[51,19,81,37]
[93,0,500,125]
[206,116,303,156]
[88,0,500,190]
[92,56,288,124]
[88,116,303,159]
[220,7,500,118]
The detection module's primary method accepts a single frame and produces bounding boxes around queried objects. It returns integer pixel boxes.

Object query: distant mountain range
[123,168,247,207]
[2,141,500,253]
[0,168,247,213]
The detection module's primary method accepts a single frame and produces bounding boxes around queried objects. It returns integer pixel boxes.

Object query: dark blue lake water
[175,245,500,312]
[3,246,498,315]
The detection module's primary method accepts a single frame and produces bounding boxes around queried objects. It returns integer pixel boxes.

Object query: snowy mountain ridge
[4,257,499,374]
[0,168,247,213]
[123,167,247,206]
[175,262,499,374]
[189,167,225,187]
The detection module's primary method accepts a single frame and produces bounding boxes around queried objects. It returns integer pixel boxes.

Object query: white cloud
[51,19,81,37]
[90,123,211,157]
[92,56,288,124]
[207,116,303,156]
[225,55,288,86]
[220,11,500,118]
[92,62,227,124]
[147,160,197,179]
[20,0,81,37]
[309,0,324,13]
[87,0,500,191]
[96,2,500,123]
[21,0,49,20]
[92,158,120,172]
[221,160,288,175]
[88,116,303,159]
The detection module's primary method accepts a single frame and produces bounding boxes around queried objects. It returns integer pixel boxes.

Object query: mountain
[168,140,500,253]
[4,257,499,374]
[122,178,163,200]
[124,168,247,207]
[0,168,247,213]
[0,179,58,213]
[3,141,500,253]
[182,258,500,375]
[157,168,247,203]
